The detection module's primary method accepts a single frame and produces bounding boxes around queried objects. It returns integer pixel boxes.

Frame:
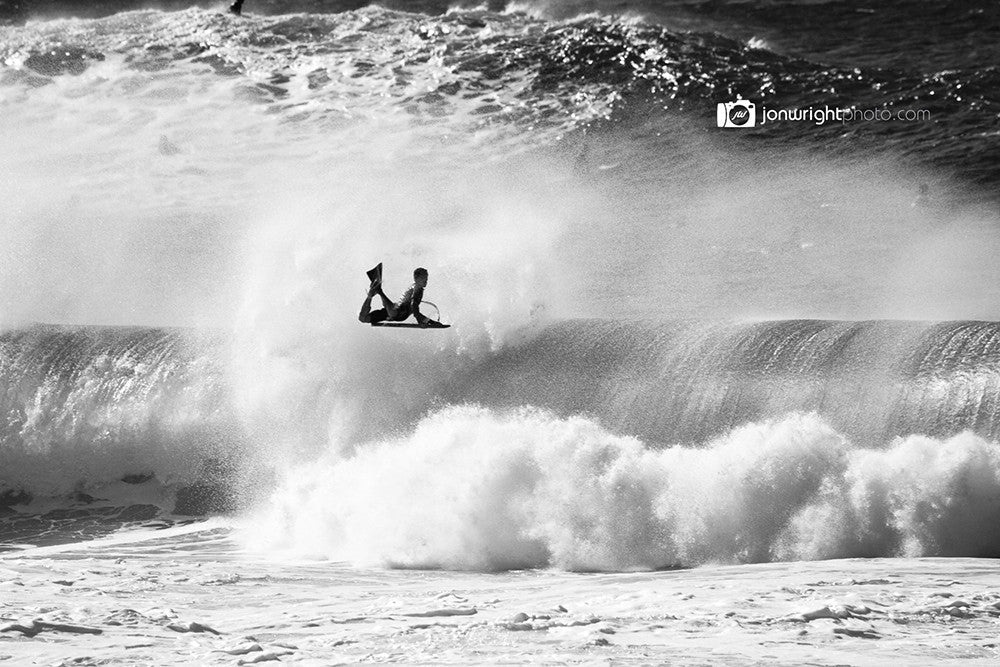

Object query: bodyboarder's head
[414,267,429,288]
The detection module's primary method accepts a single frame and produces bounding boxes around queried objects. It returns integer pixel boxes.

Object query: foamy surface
[1,525,998,665]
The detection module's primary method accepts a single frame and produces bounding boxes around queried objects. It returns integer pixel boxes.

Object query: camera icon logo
[717,96,757,128]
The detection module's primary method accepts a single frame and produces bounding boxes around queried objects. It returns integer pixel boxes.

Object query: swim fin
[366,262,383,285]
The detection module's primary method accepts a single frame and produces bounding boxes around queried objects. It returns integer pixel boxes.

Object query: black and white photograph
[2,0,1000,664]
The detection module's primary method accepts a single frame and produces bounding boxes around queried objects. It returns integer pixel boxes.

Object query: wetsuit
[368,284,424,324]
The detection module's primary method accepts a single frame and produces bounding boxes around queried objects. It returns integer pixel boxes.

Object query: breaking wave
[3,315,1000,568]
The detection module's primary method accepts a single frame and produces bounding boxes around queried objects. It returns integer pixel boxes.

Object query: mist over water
[3,2,1000,567]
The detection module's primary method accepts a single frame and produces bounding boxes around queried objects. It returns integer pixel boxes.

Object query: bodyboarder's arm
[412,287,430,326]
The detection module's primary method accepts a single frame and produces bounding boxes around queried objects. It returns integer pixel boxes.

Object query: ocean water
[2,0,1000,569]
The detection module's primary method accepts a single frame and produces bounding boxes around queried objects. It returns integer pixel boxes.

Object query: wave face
[0,325,237,498]
[6,318,1000,497]
[447,319,1000,445]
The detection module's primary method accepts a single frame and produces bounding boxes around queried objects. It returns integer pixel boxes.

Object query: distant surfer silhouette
[359,264,434,327]
[229,1,244,15]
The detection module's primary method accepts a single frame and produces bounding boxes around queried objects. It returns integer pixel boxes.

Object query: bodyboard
[371,321,450,329]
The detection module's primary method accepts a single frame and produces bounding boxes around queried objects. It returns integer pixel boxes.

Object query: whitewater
[2,1,1000,664]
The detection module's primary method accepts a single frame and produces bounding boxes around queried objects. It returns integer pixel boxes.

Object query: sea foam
[249,405,1000,570]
